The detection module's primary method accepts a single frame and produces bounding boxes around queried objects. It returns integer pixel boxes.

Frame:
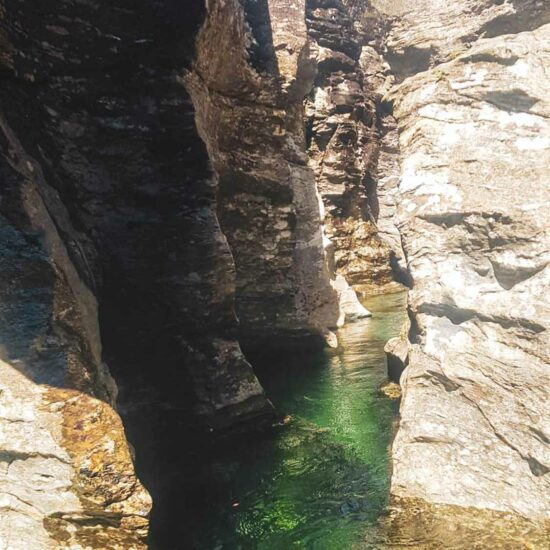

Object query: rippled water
[126,289,549,549]
[146,292,407,549]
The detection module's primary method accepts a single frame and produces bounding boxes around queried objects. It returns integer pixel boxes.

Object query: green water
[129,289,549,549]
[172,292,407,549]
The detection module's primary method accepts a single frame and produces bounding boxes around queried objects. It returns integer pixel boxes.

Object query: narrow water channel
[119,289,550,550]
[143,292,407,549]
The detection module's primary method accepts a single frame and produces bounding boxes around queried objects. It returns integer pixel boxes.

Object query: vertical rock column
[186,0,355,348]
[304,0,402,295]
[0,0,274,430]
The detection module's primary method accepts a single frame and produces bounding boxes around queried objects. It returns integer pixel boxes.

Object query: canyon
[0,0,548,548]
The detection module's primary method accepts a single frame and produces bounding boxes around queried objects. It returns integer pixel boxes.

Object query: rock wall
[186,0,372,349]
[375,0,550,519]
[0,1,378,545]
[2,0,549,545]
[1,0,274,429]
[304,0,403,294]
[0,119,150,546]
[0,0,271,546]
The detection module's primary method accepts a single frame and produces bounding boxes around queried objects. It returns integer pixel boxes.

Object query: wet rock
[331,274,371,322]
[370,497,550,548]
[379,381,401,400]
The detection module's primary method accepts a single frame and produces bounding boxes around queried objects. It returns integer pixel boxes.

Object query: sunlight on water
[149,290,549,549]
[177,292,408,549]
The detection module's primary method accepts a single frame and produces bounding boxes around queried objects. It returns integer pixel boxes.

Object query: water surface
[154,292,407,549]
[121,290,549,549]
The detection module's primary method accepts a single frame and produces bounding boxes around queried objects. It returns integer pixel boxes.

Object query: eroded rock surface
[186,0,373,348]
[2,0,550,546]
[305,0,403,294]
[382,3,550,518]
[0,364,150,550]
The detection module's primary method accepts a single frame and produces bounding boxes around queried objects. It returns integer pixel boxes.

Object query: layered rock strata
[186,0,371,349]
[2,0,549,546]
[305,0,404,294]
[1,0,271,546]
[1,0,273,432]
[0,0,379,544]
[376,0,550,519]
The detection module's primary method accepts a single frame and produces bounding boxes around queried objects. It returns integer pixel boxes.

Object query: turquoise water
[165,292,407,549]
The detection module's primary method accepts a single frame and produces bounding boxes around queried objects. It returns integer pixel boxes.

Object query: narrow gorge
[0,1,548,548]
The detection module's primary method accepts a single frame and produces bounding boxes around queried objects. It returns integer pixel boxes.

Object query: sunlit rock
[383,5,550,518]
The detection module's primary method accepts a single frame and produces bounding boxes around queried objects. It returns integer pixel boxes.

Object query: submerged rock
[379,381,401,400]
[369,497,550,548]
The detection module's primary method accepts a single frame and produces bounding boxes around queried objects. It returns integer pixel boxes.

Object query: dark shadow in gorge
[1,0,270,545]
[1,1,405,548]
[131,311,403,550]
[242,0,277,74]
[92,0,278,546]
[161,293,406,549]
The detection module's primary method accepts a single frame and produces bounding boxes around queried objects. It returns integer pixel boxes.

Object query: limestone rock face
[186,0,370,346]
[381,2,550,518]
[374,0,550,76]
[305,0,402,294]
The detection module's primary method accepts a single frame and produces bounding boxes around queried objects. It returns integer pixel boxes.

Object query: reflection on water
[140,290,549,549]
[144,292,407,549]
[235,292,408,547]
